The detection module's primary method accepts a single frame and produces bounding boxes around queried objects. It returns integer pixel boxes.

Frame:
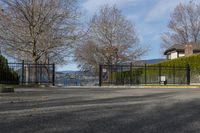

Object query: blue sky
[61,0,195,71]
[80,0,194,57]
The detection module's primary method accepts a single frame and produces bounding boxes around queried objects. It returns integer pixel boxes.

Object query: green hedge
[151,54,200,81]
[109,68,143,84]
[108,54,200,84]
[0,55,19,84]
[155,54,200,73]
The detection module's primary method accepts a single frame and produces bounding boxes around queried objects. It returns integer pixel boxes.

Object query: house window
[167,54,171,59]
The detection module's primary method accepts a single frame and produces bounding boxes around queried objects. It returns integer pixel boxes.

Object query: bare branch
[75,5,146,74]
[162,1,200,50]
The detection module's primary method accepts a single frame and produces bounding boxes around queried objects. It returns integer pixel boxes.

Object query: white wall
[179,53,185,57]
[167,51,186,60]
[170,52,178,59]
[167,54,171,60]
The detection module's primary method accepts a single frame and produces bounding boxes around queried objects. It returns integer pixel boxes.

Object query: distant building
[164,43,200,60]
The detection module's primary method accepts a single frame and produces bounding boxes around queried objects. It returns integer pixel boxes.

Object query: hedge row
[0,55,19,84]
[109,68,143,84]
[159,54,200,69]
[108,54,200,84]
[153,54,200,78]
[109,68,186,84]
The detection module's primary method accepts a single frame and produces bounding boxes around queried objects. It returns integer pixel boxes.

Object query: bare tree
[0,0,81,83]
[75,40,104,74]
[75,5,145,73]
[0,0,80,64]
[162,1,200,49]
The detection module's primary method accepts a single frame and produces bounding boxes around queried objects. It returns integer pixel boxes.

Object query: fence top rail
[1,62,22,65]
[4,62,54,65]
[23,63,54,66]
[100,64,188,69]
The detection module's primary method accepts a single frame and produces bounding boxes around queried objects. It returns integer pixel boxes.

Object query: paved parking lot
[1,87,200,133]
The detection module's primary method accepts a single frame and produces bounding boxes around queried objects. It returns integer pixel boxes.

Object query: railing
[99,64,190,86]
[0,61,55,85]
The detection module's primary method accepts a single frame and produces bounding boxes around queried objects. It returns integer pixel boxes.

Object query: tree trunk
[32,57,38,84]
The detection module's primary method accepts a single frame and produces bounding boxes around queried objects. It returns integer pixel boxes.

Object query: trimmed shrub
[0,55,19,84]
[107,54,200,85]
[109,67,143,85]
[154,54,200,83]
[155,54,200,70]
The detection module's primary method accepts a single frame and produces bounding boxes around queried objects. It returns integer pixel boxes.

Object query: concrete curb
[0,88,15,93]
[55,85,200,89]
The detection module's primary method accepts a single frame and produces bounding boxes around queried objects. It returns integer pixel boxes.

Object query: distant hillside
[56,70,96,77]
[57,70,79,74]
[141,59,166,64]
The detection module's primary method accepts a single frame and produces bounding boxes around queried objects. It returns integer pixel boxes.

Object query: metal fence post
[130,63,132,85]
[99,65,102,86]
[158,64,161,84]
[110,65,113,85]
[52,63,55,86]
[145,64,147,85]
[21,60,24,85]
[187,64,190,85]
[173,65,176,84]
[121,65,123,85]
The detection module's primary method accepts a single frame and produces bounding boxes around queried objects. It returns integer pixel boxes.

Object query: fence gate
[0,61,55,85]
[99,64,190,86]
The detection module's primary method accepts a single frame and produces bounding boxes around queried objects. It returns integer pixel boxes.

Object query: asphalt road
[1,87,200,133]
